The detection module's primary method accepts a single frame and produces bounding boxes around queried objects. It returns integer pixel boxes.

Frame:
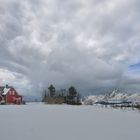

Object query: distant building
[48,85,56,97]
[42,85,82,105]
[42,85,65,104]
[0,85,22,105]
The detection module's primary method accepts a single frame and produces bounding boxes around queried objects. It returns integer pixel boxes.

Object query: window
[12,91,15,95]
[9,91,12,95]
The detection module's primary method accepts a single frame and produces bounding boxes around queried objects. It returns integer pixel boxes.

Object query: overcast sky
[0,0,140,98]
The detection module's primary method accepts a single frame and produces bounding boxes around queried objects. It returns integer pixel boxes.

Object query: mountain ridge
[84,90,140,105]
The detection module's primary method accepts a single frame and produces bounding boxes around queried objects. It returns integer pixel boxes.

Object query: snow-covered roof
[2,88,11,95]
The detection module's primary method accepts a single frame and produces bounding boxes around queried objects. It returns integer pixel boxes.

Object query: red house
[0,85,22,105]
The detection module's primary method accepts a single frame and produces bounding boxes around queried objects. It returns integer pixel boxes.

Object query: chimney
[5,84,8,88]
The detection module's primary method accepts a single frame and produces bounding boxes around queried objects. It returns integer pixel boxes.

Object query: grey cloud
[0,0,140,98]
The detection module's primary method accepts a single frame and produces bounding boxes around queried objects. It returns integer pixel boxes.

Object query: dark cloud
[0,0,140,98]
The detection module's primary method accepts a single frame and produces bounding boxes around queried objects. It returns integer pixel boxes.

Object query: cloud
[0,0,140,98]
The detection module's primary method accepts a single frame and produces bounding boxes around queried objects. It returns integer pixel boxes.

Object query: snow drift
[0,103,140,140]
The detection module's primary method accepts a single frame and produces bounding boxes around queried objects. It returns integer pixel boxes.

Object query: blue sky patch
[128,62,140,74]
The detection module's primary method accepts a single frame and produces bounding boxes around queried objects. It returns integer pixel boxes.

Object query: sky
[0,0,140,99]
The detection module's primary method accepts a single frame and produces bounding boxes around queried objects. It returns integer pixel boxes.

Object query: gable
[8,89,18,96]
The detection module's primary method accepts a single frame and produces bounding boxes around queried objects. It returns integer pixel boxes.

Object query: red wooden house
[0,85,22,105]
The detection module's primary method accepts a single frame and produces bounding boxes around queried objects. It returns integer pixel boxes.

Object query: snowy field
[0,103,140,140]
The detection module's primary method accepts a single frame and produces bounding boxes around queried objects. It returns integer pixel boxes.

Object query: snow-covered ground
[0,103,140,140]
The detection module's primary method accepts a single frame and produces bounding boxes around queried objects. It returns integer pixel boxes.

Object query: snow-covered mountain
[83,90,140,105]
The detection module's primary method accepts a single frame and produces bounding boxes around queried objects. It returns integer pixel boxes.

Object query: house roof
[0,86,22,96]
[2,88,11,95]
[0,86,13,95]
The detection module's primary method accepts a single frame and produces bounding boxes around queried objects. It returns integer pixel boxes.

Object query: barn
[0,85,22,105]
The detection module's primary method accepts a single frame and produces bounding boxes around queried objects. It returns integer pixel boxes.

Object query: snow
[2,87,10,95]
[0,103,140,140]
[84,90,140,105]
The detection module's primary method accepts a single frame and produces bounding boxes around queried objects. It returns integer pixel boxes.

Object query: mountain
[83,90,140,105]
